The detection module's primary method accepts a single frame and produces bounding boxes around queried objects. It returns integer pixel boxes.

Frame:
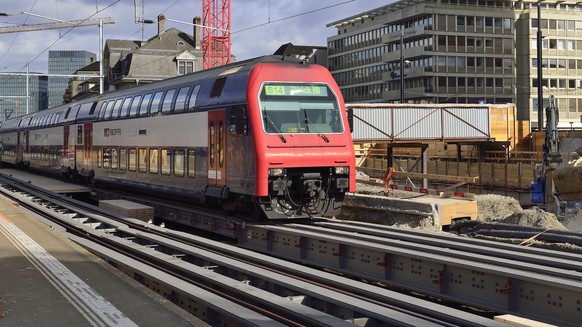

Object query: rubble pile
[474,194,566,230]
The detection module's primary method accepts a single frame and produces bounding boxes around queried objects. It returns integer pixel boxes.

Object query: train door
[63,125,71,169]
[208,110,226,187]
[83,123,93,168]
[16,131,22,164]
[16,131,29,166]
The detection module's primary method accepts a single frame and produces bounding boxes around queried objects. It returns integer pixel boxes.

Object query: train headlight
[334,166,349,175]
[269,168,285,176]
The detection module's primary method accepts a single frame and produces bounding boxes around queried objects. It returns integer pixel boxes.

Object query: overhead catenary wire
[232,0,355,34]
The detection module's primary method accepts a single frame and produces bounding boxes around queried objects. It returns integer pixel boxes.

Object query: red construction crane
[202,0,231,69]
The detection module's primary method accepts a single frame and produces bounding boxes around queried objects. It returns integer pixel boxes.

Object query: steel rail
[240,222,582,327]
[311,220,582,275]
[0,174,468,326]
[0,178,286,326]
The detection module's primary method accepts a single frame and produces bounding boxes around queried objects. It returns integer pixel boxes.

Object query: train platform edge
[0,192,207,326]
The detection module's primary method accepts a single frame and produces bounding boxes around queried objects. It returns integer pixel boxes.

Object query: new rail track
[241,220,582,326]
[0,173,511,326]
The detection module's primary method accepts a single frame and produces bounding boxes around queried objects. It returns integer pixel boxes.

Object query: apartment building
[327,0,582,129]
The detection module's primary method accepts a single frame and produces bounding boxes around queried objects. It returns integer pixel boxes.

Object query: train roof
[0,54,319,132]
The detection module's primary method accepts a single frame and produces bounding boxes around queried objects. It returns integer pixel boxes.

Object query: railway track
[0,173,511,326]
[241,219,582,326]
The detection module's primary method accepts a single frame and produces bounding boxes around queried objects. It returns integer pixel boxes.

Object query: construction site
[343,101,582,233]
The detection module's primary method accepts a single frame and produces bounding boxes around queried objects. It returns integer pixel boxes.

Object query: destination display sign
[264,84,328,97]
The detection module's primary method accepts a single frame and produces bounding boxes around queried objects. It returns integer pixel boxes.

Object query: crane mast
[202,0,231,69]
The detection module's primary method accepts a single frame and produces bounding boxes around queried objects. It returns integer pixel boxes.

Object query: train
[0,55,356,220]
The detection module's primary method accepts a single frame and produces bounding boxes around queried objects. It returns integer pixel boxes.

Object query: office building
[327,0,582,129]
[0,73,48,121]
[48,50,96,107]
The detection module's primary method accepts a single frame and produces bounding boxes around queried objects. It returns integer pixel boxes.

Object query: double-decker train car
[0,55,355,220]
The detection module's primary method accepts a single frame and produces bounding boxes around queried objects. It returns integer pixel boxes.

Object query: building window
[178,60,194,75]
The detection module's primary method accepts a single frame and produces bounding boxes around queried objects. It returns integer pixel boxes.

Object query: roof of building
[327,0,582,28]
[327,0,430,28]
[105,39,142,51]
[74,61,101,74]
[139,27,198,51]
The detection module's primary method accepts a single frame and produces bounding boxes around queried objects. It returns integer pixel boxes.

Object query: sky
[0,0,391,74]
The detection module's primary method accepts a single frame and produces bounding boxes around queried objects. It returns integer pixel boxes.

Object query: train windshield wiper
[303,110,329,143]
[263,110,287,143]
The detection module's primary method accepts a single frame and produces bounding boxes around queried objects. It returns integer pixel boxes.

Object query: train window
[77,126,83,144]
[259,83,343,134]
[187,149,196,178]
[138,148,147,173]
[218,121,224,168]
[230,106,247,135]
[186,85,200,111]
[174,150,185,177]
[103,148,111,169]
[96,102,107,120]
[111,148,118,169]
[101,100,114,120]
[97,148,101,168]
[100,101,109,120]
[88,102,98,115]
[161,89,176,114]
[119,148,127,170]
[139,94,152,116]
[161,149,171,175]
[56,111,65,124]
[150,91,164,115]
[67,105,81,121]
[174,87,190,112]
[119,97,132,118]
[51,112,60,125]
[210,77,227,97]
[149,148,159,174]
[129,95,142,117]
[128,148,137,171]
[111,99,123,119]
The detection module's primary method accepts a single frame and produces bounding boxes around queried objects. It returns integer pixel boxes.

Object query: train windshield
[259,83,344,134]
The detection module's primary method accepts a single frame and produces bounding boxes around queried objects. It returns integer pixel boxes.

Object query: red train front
[244,61,356,219]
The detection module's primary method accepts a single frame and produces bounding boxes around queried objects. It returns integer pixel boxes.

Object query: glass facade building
[0,74,48,122]
[48,50,96,107]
